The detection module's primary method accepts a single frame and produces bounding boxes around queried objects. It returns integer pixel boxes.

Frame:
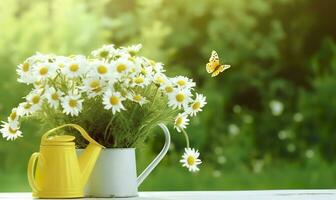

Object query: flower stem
[151,86,160,107]
[104,115,115,140]
[181,129,190,148]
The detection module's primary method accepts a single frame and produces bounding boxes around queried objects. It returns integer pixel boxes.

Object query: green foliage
[34,83,176,148]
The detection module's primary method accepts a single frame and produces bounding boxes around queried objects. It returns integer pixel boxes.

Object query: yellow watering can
[27,124,104,198]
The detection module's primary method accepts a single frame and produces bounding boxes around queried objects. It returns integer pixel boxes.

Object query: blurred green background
[1,0,336,191]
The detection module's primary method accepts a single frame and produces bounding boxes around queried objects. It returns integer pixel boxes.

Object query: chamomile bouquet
[1,44,205,172]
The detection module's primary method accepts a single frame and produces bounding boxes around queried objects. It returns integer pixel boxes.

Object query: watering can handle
[41,124,104,148]
[137,123,171,186]
[28,152,40,192]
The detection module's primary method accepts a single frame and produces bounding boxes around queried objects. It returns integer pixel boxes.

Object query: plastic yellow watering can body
[27,124,104,198]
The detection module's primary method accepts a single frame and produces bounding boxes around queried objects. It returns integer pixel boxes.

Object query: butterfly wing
[206,63,215,73]
[206,50,220,74]
[211,64,231,77]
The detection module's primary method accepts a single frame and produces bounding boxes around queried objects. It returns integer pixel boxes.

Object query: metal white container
[78,123,170,198]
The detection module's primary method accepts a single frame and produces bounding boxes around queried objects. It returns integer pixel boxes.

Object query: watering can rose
[1,44,206,172]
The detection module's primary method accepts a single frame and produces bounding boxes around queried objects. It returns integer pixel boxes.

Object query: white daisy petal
[180,148,202,172]
[61,93,83,116]
[102,90,126,114]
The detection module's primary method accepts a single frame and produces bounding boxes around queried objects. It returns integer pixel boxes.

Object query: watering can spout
[71,124,104,186]
[79,142,104,185]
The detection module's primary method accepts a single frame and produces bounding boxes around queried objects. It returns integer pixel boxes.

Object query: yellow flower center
[192,102,201,110]
[109,96,119,105]
[187,156,195,166]
[116,64,127,73]
[51,93,59,100]
[24,103,32,109]
[39,67,48,75]
[155,77,165,84]
[165,86,173,93]
[69,99,77,108]
[175,93,185,102]
[177,80,186,86]
[176,117,183,126]
[133,95,142,102]
[9,127,17,135]
[99,50,109,58]
[90,80,100,89]
[141,68,147,75]
[69,64,79,72]
[10,112,17,120]
[97,65,108,74]
[22,62,30,72]
[31,96,40,104]
[134,77,144,84]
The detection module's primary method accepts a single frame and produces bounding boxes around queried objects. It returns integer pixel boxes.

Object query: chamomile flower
[17,102,35,116]
[132,74,150,88]
[25,89,43,111]
[91,44,116,59]
[174,113,190,132]
[16,61,35,84]
[186,93,207,116]
[102,91,126,114]
[123,44,142,55]
[81,76,105,98]
[61,93,83,116]
[44,87,63,108]
[160,81,175,94]
[171,76,195,89]
[127,93,149,106]
[8,108,20,122]
[112,58,133,75]
[168,89,192,109]
[0,120,23,141]
[34,62,57,81]
[92,61,113,79]
[153,73,168,85]
[180,148,202,172]
[62,56,87,78]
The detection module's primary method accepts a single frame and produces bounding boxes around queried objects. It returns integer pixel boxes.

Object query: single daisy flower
[61,93,84,116]
[92,61,113,79]
[25,89,43,111]
[160,81,175,94]
[171,76,196,89]
[123,44,142,56]
[34,62,57,81]
[168,89,192,109]
[8,108,20,122]
[17,102,35,116]
[112,58,133,75]
[0,120,23,141]
[44,87,63,108]
[174,113,190,132]
[127,92,149,106]
[16,61,35,84]
[91,44,116,59]
[102,90,126,114]
[81,76,105,98]
[153,73,168,85]
[186,93,207,116]
[180,148,202,172]
[62,56,88,78]
[132,74,150,88]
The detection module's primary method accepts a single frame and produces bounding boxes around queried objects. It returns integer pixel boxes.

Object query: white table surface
[0,190,335,200]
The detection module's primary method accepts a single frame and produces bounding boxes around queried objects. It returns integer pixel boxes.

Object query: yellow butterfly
[206,50,231,77]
